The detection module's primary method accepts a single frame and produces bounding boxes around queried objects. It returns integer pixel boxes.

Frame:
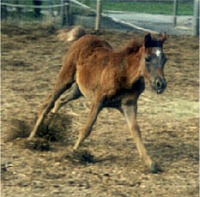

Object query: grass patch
[4,1,193,15]
[84,1,193,15]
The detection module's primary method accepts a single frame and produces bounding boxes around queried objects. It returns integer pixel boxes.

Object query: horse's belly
[76,67,101,99]
[76,80,93,98]
[75,54,111,99]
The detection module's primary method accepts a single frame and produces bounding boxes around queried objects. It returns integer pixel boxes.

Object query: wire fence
[1,0,199,35]
[1,0,70,24]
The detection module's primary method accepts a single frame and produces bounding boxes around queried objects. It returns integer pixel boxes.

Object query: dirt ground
[1,23,199,197]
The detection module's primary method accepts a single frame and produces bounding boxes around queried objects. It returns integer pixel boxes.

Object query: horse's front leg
[121,101,159,173]
[73,101,102,150]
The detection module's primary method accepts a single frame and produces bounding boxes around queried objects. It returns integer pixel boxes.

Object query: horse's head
[142,33,167,94]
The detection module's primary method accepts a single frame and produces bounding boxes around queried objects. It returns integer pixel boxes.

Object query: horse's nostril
[156,80,162,89]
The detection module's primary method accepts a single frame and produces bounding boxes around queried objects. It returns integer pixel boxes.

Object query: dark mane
[119,39,142,55]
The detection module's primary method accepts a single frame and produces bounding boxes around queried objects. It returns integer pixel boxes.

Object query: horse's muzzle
[154,77,167,94]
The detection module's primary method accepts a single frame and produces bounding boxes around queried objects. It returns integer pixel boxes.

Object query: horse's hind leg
[51,83,82,114]
[29,63,76,140]
[28,81,73,140]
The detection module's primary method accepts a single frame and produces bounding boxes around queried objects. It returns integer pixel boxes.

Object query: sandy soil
[1,24,199,197]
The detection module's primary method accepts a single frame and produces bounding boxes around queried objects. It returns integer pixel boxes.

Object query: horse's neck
[124,46,144,86]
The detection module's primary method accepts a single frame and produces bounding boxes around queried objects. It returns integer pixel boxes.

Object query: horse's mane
[118,39,142,56]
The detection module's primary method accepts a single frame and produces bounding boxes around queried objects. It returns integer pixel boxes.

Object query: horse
[28,26,167,173]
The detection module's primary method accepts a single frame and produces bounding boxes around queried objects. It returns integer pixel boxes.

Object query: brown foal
[29,27,167,173]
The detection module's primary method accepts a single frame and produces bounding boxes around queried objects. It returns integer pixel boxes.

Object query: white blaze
[155,49,162,57]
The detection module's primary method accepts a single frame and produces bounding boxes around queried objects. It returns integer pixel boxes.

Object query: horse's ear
[144,33,152,48]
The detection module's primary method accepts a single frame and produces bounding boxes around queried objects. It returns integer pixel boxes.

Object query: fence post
[33,0,42,18]
[95,0,102,31]
[173,0,178,27]
[61,0,71,26]
[66,0,72,26]
[61,0,65,25]
[193,0,199,36]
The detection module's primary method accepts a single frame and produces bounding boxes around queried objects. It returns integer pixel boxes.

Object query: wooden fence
[1,0,199,35]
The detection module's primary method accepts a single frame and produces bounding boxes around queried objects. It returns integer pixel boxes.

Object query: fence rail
[1,0,199,35]
[1,2,68,9]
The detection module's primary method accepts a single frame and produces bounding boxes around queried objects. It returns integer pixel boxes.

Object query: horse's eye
[145,56,151,62]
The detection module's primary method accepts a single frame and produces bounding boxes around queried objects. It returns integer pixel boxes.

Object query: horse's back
[71,35,112,55]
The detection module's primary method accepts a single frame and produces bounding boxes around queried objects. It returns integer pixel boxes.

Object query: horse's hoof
[150,163,163,173]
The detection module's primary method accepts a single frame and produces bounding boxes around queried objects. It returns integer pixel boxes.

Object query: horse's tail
[56,26,86,43]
